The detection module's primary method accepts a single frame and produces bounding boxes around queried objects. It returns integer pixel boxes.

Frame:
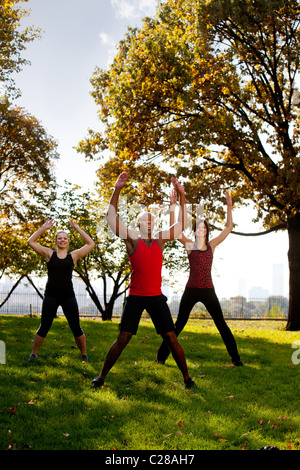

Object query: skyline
[7,0,290,299]
[0,263,289,301]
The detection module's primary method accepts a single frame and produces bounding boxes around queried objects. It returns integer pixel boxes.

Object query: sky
[7,0,289,299]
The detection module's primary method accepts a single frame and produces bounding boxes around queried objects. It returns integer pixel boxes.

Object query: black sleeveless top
[44,251,75,298]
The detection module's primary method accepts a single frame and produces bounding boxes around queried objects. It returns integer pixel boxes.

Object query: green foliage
[0,104,58,222]
[78,0,300,229]
[52,182,131,318]
[0,316,299,450]
[0,0,42,98]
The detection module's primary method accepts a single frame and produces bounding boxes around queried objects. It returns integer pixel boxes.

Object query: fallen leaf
[63,433,70,437]
[226,395,235,399]
[220,439,228,444]
[6,440,16,450]
[8,405,17,415]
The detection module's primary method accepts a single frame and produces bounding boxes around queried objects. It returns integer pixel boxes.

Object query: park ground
[0,315,299,451]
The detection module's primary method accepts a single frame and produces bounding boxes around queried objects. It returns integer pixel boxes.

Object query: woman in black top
[27,219,95,361]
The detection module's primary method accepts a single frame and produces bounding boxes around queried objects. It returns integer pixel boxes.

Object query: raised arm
[106,172,138,250]
[27,219,55,261]
[69,220,95,262]
[209,190,233,252]
[156,177,187,247]
[169,187,191,247]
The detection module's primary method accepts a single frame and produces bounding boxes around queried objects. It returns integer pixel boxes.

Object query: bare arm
[27,219,55,261]
[69,220,95,263]
[106,172,138,252]
[169,188,191,248]
[209,191,233,252]
[156,177,187,248]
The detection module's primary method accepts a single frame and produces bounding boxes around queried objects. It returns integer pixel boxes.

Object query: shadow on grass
[0,316,299,450]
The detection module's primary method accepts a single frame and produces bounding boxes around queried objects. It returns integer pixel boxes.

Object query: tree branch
[232,222,287,236]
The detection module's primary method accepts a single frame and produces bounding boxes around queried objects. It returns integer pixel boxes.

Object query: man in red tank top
[92,172,194,389]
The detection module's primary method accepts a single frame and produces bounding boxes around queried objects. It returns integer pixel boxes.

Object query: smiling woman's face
[55,231,69,248]
[195,221,207,238]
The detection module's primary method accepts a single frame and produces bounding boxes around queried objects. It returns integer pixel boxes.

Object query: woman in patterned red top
[156,191,242,366]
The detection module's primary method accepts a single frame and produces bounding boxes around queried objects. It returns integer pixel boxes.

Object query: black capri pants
[36,296,84,338]
[157,287,240,362]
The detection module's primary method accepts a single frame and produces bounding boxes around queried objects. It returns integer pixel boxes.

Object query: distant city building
[249,286,270,299]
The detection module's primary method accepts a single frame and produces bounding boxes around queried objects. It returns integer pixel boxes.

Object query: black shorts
[120,294,175,335]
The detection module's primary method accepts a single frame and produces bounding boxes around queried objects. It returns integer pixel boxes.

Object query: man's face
[137,211,155,236]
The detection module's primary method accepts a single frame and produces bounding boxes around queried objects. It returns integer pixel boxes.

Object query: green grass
[0,315,299,451]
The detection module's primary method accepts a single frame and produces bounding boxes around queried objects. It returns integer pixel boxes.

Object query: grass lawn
[0,314,299,451]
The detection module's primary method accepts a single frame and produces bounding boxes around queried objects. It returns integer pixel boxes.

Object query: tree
[0,0,41,99]
[53,183,132,320]
[0,0,59,305]
[0,0,58,220]
[78,0,300,330]
[0,215,51,310]
[0,104,58,221]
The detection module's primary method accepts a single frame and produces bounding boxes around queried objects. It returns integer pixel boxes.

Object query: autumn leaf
[6,440,16,450]
[220,439,228,445]
[8,405,17,415]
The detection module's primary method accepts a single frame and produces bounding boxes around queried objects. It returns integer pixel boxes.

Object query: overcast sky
[9,0,289,299]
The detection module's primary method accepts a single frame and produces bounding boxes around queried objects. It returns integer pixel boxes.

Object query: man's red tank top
[129,238,162,296]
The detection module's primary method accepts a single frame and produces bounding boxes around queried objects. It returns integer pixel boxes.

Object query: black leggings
[156,287,240,363]
[36,296,84,338]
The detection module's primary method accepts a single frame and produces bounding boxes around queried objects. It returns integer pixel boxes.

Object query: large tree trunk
[286,213,300,331]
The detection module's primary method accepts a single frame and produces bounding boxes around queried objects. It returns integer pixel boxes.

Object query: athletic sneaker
[184,377,195,389]
[92,377,104,388]
[81,355,89,361]
[232,360,243,366]
[29,353,37,361]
